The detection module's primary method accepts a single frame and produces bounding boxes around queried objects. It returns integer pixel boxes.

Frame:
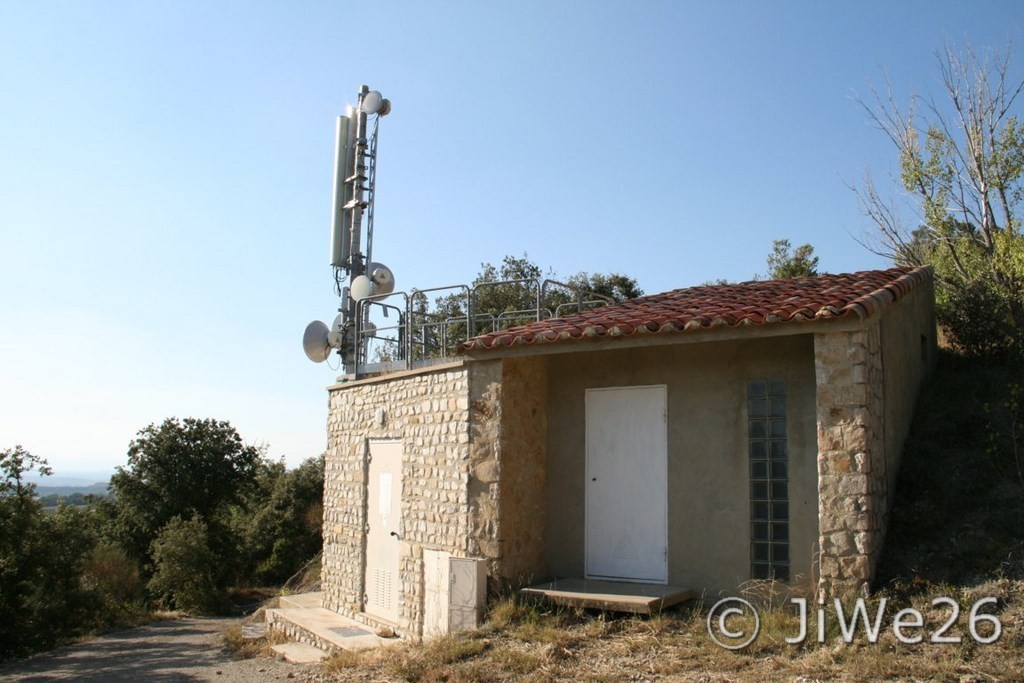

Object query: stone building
[320,266,936,640]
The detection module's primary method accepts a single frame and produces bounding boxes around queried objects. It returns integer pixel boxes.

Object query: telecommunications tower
[303,85,394,373]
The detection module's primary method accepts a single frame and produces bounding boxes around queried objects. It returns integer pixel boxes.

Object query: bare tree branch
[852,42,1024,357]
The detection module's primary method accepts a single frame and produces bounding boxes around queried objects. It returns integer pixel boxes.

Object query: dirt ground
[0,617,315,683]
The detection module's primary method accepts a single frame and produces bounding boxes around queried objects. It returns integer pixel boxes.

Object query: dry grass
[324,635,489,682]
[311,581,1024,682]
[150,610,187,621]
[221,623,288,659]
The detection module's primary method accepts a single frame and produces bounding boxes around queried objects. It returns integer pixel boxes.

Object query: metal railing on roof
[350,278,613,378]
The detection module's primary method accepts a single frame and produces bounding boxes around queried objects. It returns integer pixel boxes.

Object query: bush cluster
[0,418,324,661]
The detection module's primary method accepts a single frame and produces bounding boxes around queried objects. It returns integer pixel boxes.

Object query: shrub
[939,279,1024,360]
[147,515,224,614]
[81,542,146,626]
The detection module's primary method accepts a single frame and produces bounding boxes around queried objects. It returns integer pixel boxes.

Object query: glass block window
[748,379,789,582]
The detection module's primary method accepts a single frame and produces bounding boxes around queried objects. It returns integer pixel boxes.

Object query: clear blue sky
[2,1,1021,477]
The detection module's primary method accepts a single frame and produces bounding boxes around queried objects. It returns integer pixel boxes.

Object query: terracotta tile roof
[460,266,931,352]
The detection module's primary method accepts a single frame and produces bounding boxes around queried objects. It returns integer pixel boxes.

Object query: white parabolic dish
[302,320,331,363]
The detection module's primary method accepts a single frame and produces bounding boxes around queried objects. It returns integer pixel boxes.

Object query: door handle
[390,531,401,540]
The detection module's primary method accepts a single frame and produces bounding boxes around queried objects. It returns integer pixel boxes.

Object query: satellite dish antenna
[362,90,391,116]
[350,274,375,301]
[302,320,332,363]
[368,262,395,295]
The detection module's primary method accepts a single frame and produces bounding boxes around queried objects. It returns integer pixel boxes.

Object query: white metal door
[365,440,402,623]
[585,385,668,583]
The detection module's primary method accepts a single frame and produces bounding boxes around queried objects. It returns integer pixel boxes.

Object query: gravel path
[0,617,318,683]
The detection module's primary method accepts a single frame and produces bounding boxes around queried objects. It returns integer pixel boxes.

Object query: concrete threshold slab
[520,579,695,614]
[271,642,328,664]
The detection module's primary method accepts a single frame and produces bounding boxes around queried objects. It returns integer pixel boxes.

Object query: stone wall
[815,276,935,600]
[466,360,503,574]
[322,357,546,639]
[322,363,473,638]
[496,356,548,585]
[814,324,887,599]
[465,356,549,590]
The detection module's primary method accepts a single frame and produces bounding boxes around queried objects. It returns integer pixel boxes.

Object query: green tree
[0,444,51,499]
[147,515,223,614]
[429,254,549,337]
[414,254,643,357]
[108,418,264,568]
[855,43,1024,358]
[565,271,644,302]
[229,455,324,584]
[0,446,99,659]
[470,253,547,323]
[28,504,101,637]
[0,446,48,658]
[766,239,819,279]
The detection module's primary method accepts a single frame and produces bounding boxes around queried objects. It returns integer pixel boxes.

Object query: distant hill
[36,481,109,497]
[36,481,110,508]
[28,469,115,488]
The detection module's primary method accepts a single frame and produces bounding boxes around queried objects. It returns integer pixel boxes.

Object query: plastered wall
[543,334,820,593]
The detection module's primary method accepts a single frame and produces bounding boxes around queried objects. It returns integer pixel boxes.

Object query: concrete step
[521,579,695,614]
[268,606,387,652]
[240,622,267,640]
[267,593,399,656]
[271,642,328,664]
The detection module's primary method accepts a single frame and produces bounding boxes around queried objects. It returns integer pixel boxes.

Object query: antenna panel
[329,112,356,267]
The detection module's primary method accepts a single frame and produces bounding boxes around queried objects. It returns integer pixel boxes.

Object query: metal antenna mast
[309,84,393,373]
